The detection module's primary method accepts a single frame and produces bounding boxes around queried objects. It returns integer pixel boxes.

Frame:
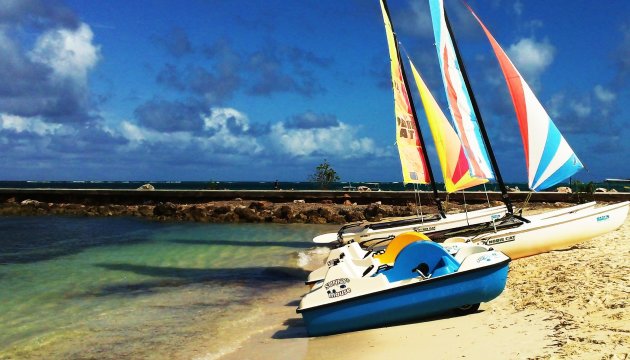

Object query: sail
[465,4,584,191]
[409,59,488,193]
[428,0,494,181]
[380,0,430,184]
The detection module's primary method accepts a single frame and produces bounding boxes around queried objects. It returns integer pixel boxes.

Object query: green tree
[309,159,340,189]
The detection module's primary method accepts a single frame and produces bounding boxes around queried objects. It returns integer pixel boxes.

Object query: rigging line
[483,183,491,207]
[462,190,470,226]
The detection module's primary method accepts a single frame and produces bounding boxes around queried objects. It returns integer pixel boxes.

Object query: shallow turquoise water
[0,216,334,359]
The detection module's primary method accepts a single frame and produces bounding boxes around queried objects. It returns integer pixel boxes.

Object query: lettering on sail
[397,117,415,139]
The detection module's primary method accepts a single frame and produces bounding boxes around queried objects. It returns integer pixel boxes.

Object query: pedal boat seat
[384,241,460,282]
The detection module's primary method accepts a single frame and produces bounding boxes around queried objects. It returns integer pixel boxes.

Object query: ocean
[1,180,625,192]
[0,216,336,359]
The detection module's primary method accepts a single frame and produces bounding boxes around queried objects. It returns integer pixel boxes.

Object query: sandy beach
[216,207,629,360]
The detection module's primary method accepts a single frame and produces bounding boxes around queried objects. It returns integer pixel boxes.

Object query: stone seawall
[1,188,627,224]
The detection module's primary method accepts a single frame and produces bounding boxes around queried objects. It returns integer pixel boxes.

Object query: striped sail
[380,0,430,184]
[409,59,488,193]
[465,4,584,191]
[428,0,494,180]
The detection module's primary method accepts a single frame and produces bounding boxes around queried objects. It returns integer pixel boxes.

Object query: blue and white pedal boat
[296,241,510,336]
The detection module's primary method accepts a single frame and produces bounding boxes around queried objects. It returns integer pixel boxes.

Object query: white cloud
[269,121,382,158]
[507,38,555,82]
[29,23,100,83]
[570,100,591,118]
[119,107,264,155]
[593,85,616,103]
[0,113,63,135]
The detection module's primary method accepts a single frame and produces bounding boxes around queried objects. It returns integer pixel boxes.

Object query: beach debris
[507,186,521,192]
[294,199,306,203]
[137,183,155,190]
[20,199,40,206]
[594,188,607,193]
[556,186,572,193]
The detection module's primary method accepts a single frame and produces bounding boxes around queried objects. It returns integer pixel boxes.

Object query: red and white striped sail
[465,3,583,191]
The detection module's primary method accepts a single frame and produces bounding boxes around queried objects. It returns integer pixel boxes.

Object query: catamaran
[431,0,629,256]
[308,0,627,281]
[312,0,511,246]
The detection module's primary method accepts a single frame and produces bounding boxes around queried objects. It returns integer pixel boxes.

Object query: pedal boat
[297,241,510,336]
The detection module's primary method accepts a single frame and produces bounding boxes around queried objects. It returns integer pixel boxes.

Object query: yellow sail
[409,60,488,193]
[380,0,429,184]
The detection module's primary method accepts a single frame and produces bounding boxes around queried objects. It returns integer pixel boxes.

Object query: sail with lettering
[408,59,488,193]
[464,3,583,191]
[428,0,495,181]
[380,0,430,184]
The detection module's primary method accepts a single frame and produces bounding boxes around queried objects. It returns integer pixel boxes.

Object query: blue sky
[1,0,628,183]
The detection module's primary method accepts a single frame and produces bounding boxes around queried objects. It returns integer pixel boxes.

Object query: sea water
[0,216,335,359]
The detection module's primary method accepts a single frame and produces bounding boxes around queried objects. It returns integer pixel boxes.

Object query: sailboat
[426,0,628,258]
[310,0,510,246]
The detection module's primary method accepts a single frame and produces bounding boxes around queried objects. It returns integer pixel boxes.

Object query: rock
[234,206,262,222]
[371,201,382,206]
[214,205,234,214]
[343,200,352,206]
[507,186,520,192]
[345,210,365,222]
[20,199,40,206]
[293,199,305,204]
[556,186,572,193]
[5,197,16,203]
[233,198,243,201]
[249,201,272,211]
[594,188,607,193]
[320,199,333,204]
[274,205,294,220]
[609,189,618,193]
[153,202,178,216]
[137,183,155,191]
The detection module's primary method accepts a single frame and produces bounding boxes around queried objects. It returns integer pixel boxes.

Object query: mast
[382,0,446,218]
[442,8,513,214]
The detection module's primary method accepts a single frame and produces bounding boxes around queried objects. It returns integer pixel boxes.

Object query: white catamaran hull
[467,201,629,259]
[307,202,597,284]
[313,205,507,245]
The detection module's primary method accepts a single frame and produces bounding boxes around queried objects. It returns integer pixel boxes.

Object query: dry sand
[217,209,629,360]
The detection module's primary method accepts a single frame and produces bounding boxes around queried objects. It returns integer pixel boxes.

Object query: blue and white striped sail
[464,3,584,191]
[428,0,495,181]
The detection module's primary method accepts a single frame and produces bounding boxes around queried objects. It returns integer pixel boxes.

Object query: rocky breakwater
[0,197,497,224]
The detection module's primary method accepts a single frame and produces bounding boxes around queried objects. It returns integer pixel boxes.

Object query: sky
[0,0,628,184]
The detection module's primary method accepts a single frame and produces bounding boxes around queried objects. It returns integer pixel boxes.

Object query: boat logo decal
[484,235,515,246]
[325,278,351,298]
[476,252,500,263]
[413,226,436,232]
[596,215,609,222]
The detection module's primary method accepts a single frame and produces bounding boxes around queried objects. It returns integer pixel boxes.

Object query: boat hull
[313,205,507,245]
[299,261,509,336]
[478,201,629,259]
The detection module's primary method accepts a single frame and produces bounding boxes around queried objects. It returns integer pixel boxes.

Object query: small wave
[296,247,330,270]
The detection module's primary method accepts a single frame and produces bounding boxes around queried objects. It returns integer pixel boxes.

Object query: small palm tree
[309,159,340,189]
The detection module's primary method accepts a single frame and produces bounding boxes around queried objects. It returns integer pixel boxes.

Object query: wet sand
[217,208,629,359]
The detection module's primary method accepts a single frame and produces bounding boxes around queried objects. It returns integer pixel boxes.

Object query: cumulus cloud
[134,98,206,133]
[593,85,616,104]
[284,112,339,129]
[0,17,100,124]
[269,121,383,159]
[0,113,63,135]
[507,38,554,84]
[29,23,100,83]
